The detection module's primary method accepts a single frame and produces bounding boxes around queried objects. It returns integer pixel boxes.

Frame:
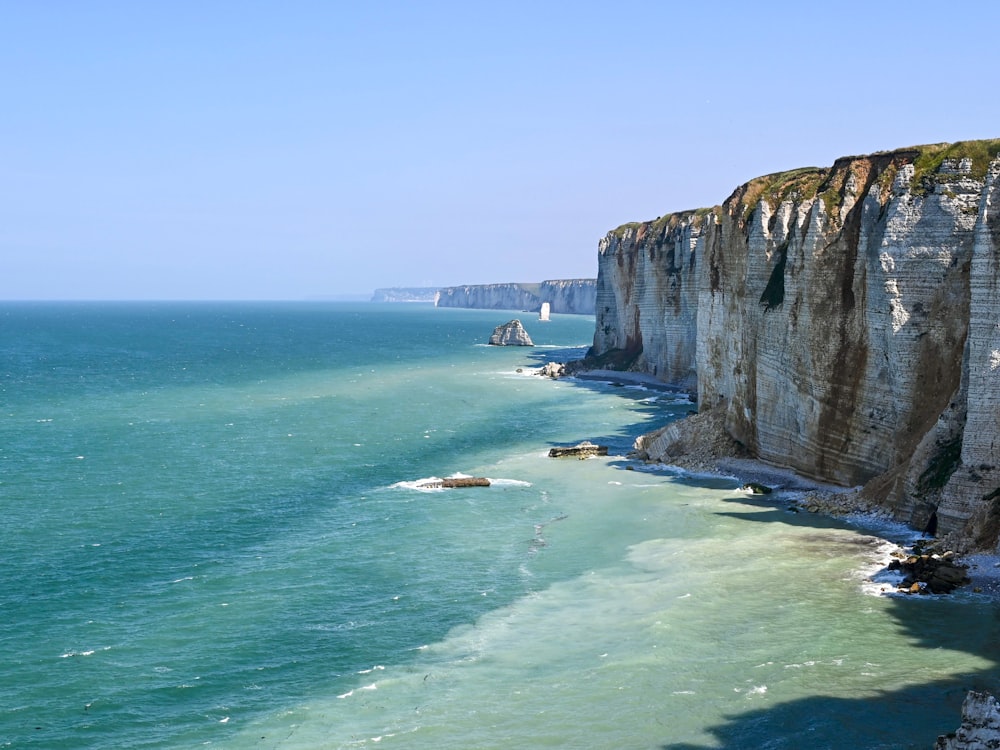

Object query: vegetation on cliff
[613,141,1000,240]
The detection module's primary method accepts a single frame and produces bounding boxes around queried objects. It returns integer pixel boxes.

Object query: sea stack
[489,319,534,346]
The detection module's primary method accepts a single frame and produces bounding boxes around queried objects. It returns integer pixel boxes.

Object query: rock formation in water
[489,319,534,346]
[590,140,1000,547]
[935,691,1000,749]
[435,279,596,315]
[548,441,609,458]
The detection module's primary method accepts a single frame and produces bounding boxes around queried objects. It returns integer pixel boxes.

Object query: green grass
[910,139,1000,185]
[609,139,1000,238]
[918,434,963,492]
[740,167,828,215]
[609,206,720,239]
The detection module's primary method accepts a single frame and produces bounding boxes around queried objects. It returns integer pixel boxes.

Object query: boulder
[888,551,971,594]
[537,362,567,378]
[489,319,534,346]
[935,691,1000,749]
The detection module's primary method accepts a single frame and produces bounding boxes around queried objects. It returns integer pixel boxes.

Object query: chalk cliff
[435,279,596,315]
[591,140,1000,546]
[935,692,1000,750]
[371,287,438,302]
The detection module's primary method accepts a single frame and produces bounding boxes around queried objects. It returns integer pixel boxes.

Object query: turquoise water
[1,302,998,749]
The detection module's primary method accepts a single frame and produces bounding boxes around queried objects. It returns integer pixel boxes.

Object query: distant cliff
[371,287,438,303]
[591,140,1000,546]
[435,279,596,315]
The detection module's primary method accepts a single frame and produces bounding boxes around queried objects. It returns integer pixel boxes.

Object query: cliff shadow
[651,492,1000,749]
[540,383,687,455]
[522,359,692,455]
[657,677,990,749]
[656,599,1000,748]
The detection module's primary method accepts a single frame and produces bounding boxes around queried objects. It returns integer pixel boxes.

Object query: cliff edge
[591,140,1000,548]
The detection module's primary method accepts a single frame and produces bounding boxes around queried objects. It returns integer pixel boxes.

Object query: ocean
[2,301,998,749]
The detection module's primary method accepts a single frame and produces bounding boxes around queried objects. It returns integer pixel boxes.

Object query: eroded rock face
[489,319,534,346]
[435,279,596,315]
[592,141,1000,546]
[593,213,703,390]
[935,691,1000,749]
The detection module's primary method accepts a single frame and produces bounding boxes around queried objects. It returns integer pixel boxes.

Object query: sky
[3,1,999,300]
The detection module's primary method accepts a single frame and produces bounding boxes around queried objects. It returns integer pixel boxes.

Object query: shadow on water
[523,369,689,454]
[657,679,991,749]
[509,357,1000,747]
[648,494,1000,748]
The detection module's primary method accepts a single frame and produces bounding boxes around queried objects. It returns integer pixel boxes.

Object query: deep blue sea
[2,302,999,749]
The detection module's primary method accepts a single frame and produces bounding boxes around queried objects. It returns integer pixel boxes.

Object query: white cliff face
[435,280,595,315]
[592,141,1000,545]
[936,160,1000,543]
[539,279,596,315]
[435,283,540,311]
[935,691,1000,750]
[593,214,703,389]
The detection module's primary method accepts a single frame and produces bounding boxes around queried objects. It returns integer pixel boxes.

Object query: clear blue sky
[3,1,998,300]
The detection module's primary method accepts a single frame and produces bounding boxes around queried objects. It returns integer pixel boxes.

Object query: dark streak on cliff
[593,139,1000,545]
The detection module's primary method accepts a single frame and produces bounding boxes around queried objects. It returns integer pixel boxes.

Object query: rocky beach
[550,364,1000,598]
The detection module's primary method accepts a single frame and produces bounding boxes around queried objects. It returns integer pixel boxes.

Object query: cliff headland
[371,287,439,303]
[435,279,596,315]
[588,140,1000,550]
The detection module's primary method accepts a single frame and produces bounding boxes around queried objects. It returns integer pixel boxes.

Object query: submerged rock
[417,477,491,489]
[548,441,609,458]
[489,319,534,346]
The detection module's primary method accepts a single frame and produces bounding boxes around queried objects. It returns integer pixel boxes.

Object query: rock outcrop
[888,549,971,594]
[548,441,609,458]
[935,691,1000,749]
[435,279,596,315]
[489,319,534,346]
[591,140,1000,547]
[416,477,491,489]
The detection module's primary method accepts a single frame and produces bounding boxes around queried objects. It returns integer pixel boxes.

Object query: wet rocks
[548,441,609,458]
[537,362,568,378]
[888,547,971,594]
[417,477,491,489]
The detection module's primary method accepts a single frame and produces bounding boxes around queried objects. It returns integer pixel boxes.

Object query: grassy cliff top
[610,139,1000,235]
[610,206,720,239]
[879,139,1000,183]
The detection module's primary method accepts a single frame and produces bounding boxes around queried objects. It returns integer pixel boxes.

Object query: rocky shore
[535,359,1000,746]
[537,361,1000,598]
[633,399,1000,598]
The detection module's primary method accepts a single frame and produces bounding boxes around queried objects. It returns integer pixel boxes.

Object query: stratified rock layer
[591,140,1000,546]
[436,279,596,315]
[935,691,1000,750]
[489,319,534,346]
